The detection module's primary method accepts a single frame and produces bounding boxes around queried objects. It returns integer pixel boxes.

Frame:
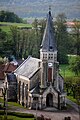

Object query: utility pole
[36,102,38,120]
[5,82,8,117]
[3,87,6,115]
[3,82,8,118]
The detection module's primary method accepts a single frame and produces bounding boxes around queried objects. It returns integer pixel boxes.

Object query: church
[6,9,66,110]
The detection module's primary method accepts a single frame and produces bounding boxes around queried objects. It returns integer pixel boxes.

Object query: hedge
[0,110,34,118]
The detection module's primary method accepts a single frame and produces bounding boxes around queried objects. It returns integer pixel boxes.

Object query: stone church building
[6,10,66,110]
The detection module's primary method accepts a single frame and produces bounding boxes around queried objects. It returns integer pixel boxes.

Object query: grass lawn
[59,57,80,105]
[8,102,25,108]
[67,96,80,105]
[67,96,77,103]
[59,55,80,77]
[0,97,24,108]
[0,26,10,33]
[0,22,32,27]
[59,64,75,77]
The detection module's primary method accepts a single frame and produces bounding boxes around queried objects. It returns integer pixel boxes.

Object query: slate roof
[14,56,41,79]
[41,10,57,52]
[30,84,40,94]
[7,73,17,82]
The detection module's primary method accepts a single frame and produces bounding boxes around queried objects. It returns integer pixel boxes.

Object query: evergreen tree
[55,13,69,64]
[0,28,7,57]
[72,20,80,55]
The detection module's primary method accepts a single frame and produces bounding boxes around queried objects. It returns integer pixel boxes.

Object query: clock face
[48,63,53,67]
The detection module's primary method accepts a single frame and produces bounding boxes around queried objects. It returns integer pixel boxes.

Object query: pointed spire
[49,5,51,16]
[41,9,57,52]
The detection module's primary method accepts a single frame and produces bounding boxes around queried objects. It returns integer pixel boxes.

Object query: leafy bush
[69,56,80,75]
[0,116,13,120]
[65,76,80,104]
[8,112,34,118]
[0,110,4,115]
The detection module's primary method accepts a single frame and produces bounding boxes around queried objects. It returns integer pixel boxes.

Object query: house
[6,73,17,102]
[65,21,80,34]
[0,56,25,99]
[8,9,66,110]
[0,62,17,97]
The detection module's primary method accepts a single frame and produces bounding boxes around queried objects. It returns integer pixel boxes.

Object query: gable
[43,85,58,97]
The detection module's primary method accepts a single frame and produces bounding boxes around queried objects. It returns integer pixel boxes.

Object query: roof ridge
[14,56,32,72]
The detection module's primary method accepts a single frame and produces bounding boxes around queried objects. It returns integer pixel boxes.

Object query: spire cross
[49,5,51,11]
[49,5,51,16]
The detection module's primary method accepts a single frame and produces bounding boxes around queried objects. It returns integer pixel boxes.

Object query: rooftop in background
[65,21,80,27]
[0,61,20,80]
[4,63,17,73]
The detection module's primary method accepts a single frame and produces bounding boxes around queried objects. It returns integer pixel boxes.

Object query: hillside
[0,0,80,20]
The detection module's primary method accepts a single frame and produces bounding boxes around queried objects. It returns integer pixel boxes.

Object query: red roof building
[0,64,5,80]
[4,63,17,73]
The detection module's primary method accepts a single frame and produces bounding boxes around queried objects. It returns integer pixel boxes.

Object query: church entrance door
[46,93,53,107]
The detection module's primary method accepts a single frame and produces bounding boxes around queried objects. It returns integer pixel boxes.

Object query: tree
[10,26,19,58]
[32,18,38,35]
[72,20,80,55]
[32,19,43,58]
[10,26,28,59]
[55,13,69,64]
[0,28,7,57]
[38,19,46,40]
[69,56,80,75]
[0,10,23,23]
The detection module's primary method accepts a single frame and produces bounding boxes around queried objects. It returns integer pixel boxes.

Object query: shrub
[8,112,34,118]
[0,110,34,118]
[0,116,13,120]
[0,110,4,115]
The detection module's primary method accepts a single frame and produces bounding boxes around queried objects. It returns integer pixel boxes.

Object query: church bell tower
[40,8,58,89]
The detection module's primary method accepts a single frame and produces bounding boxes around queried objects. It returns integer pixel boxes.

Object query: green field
[0,25,10,33]
[60,55,80,105]
[59,55,80,77]
[59,64,75,77]
[0,22,32,33]
[67,96,78,104]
